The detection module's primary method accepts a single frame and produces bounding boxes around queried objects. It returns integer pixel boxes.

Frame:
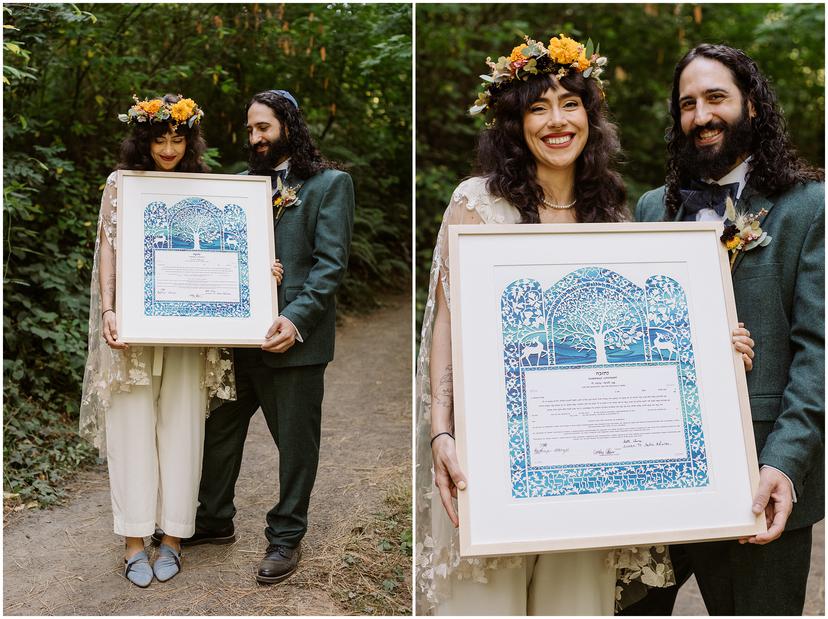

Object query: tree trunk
[594,332,608,364]
[193,232,201,250]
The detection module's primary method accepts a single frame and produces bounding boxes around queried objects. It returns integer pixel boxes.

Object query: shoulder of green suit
[634,185,667,222]
[297,168,353,190]
[767,179,824,217]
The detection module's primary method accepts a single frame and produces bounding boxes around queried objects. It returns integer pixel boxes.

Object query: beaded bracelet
[430,431,454,447]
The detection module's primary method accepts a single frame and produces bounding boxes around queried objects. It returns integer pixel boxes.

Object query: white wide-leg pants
[436,550,616,616]
[105,346,206,538]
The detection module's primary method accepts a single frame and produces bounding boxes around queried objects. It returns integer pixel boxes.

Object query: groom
[629,44,823,615]
[156,89,354,583]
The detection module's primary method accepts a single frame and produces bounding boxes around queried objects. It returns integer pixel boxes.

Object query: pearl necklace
[541,197,576,210]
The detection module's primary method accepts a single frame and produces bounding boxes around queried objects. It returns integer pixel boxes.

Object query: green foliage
[4,3,411,505]
[416,3,825,336]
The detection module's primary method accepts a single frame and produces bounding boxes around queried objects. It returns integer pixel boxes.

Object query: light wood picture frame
[448,222,765,557]
[116,170,277,346]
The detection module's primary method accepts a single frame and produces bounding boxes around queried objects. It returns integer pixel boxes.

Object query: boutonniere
[273,176,303,222]
[720,196,772,269]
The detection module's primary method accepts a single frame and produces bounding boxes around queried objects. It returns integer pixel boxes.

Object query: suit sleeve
[758,195,825,495]
[280,172,355,337]
[634,194,646,222]
[634,189,662,222]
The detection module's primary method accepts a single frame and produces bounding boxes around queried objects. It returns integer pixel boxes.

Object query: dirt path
[3,296,412,616]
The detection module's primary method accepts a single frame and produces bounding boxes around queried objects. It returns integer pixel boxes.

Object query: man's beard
[247,134,291,173]
[677,106,754,181]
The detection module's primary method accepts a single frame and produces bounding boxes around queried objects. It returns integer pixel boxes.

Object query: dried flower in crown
[470,33,608,117]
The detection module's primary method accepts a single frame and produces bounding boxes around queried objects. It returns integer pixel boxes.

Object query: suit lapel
[673,202,688,222]
[272,178,285,230]
[730,185,774,274]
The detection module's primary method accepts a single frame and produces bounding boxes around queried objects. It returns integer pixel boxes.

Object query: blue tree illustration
[553,285,643,364]
[170,204,221,250]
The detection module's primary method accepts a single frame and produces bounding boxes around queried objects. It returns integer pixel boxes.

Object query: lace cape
[414,177,675,614]
[78,172,237,456]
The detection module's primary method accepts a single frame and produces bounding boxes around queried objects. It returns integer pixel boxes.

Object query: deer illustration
[225,236,238,251]
[520,339,545,366]
[652,333,677,361]
[152,235,167,248]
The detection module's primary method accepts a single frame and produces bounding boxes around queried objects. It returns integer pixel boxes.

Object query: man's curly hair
[664,43,823,219]
[245,91,338,180]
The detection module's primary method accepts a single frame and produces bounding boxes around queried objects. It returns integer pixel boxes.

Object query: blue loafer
[124,550,153,588]
[153,543,182,582]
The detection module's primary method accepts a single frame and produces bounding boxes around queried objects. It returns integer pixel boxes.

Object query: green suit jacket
[636,181,824,530]
[242,168,355,368]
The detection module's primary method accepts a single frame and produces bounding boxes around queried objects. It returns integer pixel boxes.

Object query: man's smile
[696,128,723,147]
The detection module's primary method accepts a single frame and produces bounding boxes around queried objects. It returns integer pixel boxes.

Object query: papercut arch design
[499,267,708,498]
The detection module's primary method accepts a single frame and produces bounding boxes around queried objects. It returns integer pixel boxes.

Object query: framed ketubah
[116,170,276,346]
[448,222,765,557]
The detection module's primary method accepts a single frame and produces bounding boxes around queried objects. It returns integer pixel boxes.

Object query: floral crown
[470,34,608,116]
[118,94,204,129]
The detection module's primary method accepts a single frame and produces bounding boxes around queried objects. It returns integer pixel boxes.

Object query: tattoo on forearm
[434,364,454,408]
[102,274,116,306]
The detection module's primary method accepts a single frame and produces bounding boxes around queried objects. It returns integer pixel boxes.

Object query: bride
[415,34,755,615]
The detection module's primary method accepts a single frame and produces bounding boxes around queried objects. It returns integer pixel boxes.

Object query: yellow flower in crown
[509,44,529,63]
[170,98,197,123]
[138,98,163,115]
[548,34,585,66]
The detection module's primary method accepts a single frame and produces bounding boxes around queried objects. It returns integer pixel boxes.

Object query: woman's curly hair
[664,44,823,219]
[245,91,338,180]
[474,72,628,223]
[116,93,209,173]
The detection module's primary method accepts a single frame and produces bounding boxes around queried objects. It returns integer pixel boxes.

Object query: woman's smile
[541,132,576,148]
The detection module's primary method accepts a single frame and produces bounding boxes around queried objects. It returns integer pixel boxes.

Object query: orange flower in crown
[137,98,163,116]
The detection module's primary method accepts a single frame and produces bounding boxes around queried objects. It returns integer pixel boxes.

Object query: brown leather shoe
[256,543,301,584]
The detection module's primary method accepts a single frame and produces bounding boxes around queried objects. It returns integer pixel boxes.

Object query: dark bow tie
[252,168,287,192]
[679,180,739,221]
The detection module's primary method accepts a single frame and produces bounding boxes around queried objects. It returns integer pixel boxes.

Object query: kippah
[268,89,299,109]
